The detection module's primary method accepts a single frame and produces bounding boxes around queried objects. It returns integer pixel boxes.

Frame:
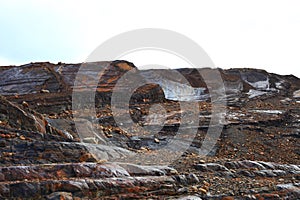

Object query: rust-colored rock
[0,61,299,199]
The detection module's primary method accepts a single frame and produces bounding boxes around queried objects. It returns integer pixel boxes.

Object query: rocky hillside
[0,61,299,199]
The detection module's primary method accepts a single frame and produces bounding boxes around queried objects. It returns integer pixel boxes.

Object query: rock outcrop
[0,61,299,199]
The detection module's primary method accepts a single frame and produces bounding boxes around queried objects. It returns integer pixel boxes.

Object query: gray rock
[46,192,73,200]
[10,182,41,198]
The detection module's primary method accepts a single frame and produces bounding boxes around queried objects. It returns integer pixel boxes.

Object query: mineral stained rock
[0,60,299,199]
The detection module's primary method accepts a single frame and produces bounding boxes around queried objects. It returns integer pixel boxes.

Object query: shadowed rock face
[0,61,300,199]
[0,95,47,133]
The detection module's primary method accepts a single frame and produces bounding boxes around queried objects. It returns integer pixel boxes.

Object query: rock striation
[0,61,299,199]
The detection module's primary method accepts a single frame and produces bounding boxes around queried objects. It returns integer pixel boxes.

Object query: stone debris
[0,61,299,199]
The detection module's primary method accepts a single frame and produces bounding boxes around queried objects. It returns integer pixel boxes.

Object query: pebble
[199,160,205,164]
[2,152,13,157]
[140,147,147,151]
[22,101,29,107]
[202,185,209,191]
[41,89,50,93]
[189,185,198,192]
[154,138,160,143]
[198,188,207,194]
[203,181,210,187]
[19,135,26,140]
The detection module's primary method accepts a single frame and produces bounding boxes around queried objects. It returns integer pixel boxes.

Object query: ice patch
[162,81,207,101]
[280,98,292,104]
[275,81,285,89]
[141,72,208,101]
[249,110,283,114]
[247,89,267,98]
[293,89,300,98]
[277,183,300,193]
[245,77,270,90]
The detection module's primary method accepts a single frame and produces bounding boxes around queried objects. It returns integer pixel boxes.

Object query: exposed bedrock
[0,61,300,199]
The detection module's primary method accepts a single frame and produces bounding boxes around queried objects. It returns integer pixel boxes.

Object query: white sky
[0,0,300,77]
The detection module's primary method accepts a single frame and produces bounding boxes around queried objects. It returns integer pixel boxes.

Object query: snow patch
[275,81,285,89]
[141,72,208,101]
[293,90,300,98]
[245,77,270,90]
[247,89,267,98]
[249,110,283,114]
[162,81,207,101]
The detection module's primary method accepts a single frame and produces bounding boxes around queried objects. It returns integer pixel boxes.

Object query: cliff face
[1,61,299,109]
[0,61,299,199]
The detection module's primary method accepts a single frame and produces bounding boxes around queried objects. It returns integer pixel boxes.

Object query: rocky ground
[0,61,299,199]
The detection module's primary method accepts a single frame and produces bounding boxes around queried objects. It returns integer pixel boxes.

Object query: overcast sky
[1,0,300,77]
